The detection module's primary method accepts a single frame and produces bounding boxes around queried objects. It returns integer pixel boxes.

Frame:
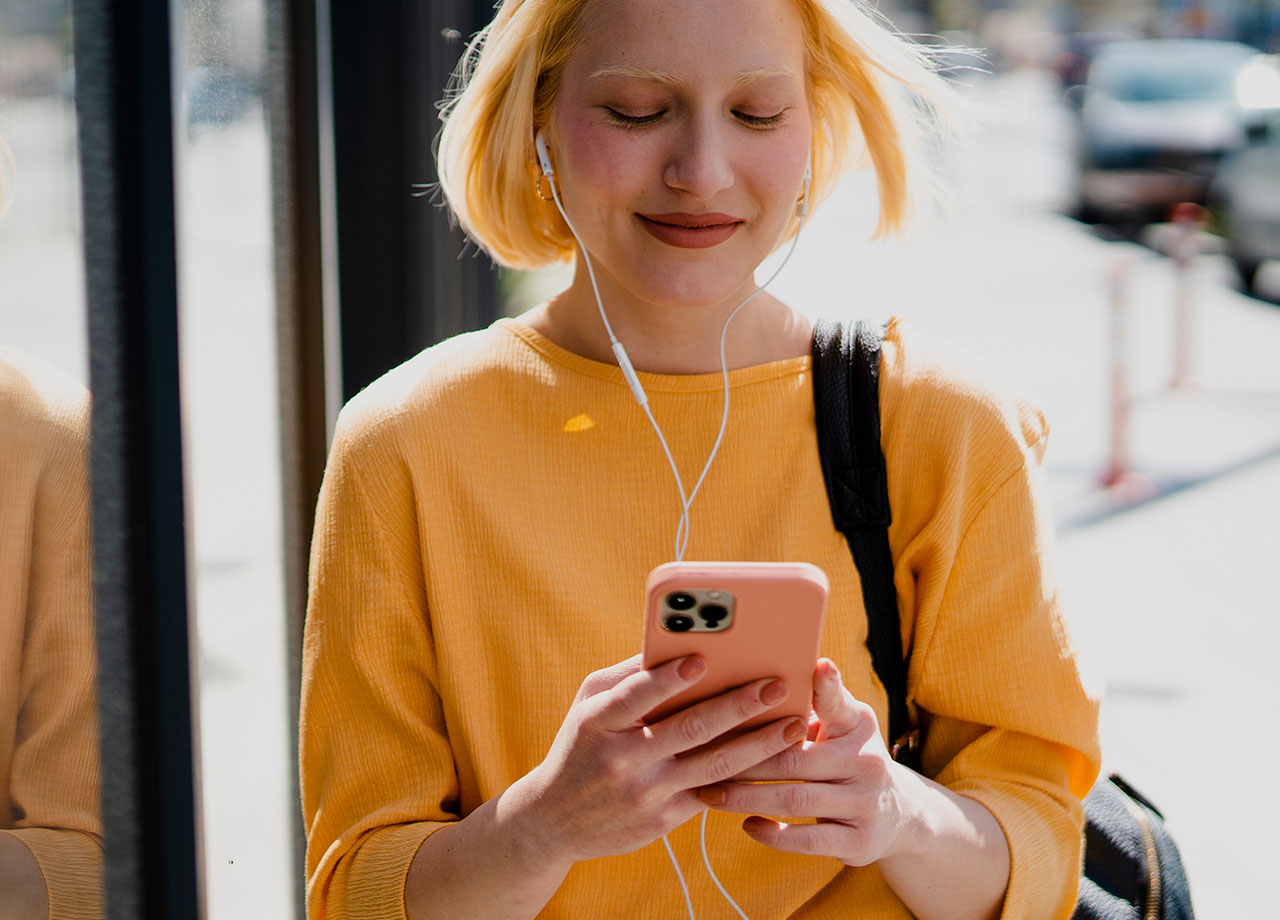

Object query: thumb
[812,658,863,741]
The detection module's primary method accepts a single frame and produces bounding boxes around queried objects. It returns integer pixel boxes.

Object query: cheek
[556,116,647,202]
[752,131,812,215]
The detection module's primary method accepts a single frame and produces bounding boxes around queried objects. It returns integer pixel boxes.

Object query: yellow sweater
[301,317,1101,919]
[0,347,102,919]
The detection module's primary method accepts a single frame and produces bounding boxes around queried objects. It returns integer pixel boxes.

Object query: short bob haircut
[437,0,961,270]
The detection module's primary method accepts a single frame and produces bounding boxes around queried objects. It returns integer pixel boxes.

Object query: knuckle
[598,751,632,787]
[737,686,765,718]
[675,710,710,746]
[781,784,810,815]
[797,830,826,856]
[703,748,735,782]
[774,739,803,770]
[636,784,665,814]
[851,699,877,723]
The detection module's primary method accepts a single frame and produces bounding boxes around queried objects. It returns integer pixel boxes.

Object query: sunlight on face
[545,0,812,313]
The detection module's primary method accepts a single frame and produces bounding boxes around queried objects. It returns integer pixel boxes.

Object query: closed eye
[603,107,665,128]
[734,110,788,128]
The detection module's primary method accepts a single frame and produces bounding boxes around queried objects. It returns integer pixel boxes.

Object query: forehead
[563,0,806,87]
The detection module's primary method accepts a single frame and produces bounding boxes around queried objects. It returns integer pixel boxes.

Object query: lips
[637,212,743,249]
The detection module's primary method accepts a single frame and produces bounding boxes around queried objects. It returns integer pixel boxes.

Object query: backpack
[811,318,1194,920]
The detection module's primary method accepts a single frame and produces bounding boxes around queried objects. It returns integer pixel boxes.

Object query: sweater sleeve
[300,412,458,920]
[907,433,1101,920]
[877,321,1101,919]
[1,373,103,920]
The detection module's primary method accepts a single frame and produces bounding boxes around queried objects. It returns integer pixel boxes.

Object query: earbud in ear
[798,161,812,219]
[535,133,554,178]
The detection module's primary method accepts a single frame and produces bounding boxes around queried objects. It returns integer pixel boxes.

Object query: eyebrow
[587,66,800,88]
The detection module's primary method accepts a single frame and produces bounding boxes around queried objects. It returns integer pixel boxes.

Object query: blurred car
[1071,40,1280,224]
[1210,119,1280,295]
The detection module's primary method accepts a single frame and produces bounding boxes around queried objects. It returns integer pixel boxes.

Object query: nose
[663,120,734,201]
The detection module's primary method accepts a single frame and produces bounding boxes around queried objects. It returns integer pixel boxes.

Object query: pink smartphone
[641,561,828,731]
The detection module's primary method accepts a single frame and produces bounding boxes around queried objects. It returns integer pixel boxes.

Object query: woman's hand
[694,658,924,866]
[694,658,1010,920]
[406,653,807,920]
[504,653,809,866]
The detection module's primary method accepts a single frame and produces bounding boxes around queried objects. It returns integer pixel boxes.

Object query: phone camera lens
[663,614,694,632]
[699,603,728,624]
[666,592,697,611]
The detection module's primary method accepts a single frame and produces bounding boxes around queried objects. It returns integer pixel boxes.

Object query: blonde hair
[436,0,961,269]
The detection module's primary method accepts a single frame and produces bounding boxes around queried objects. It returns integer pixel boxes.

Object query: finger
[589,655,706,729]
[811,659,863,740]
[697,780,852,819]
[741,817,872,865]
[674,713,808,786]
[575,654,645,702]
[647,677,792,758]
[715,739,852,782]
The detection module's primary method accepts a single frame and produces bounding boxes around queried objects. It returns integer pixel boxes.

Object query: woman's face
[544,0,812,314]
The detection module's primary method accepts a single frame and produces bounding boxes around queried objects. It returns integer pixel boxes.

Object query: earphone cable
[700,810,750,920]
[673,215,806,560]
[662,832,697,920]
[541,150,808,914]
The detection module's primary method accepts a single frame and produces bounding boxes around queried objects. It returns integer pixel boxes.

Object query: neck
[523,263,812,375]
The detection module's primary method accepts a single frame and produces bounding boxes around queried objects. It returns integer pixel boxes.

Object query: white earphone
[535,131,554,178]
[799,160,811,218]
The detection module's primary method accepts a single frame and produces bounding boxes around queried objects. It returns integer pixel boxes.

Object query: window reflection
[0,1,86,382]
[1,3,103,917]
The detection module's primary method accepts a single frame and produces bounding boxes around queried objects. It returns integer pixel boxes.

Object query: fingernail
[698,786,726,806]
[783,718,806,743]
[760,679,786,705]
[679,656,706,681]
[743,816,764,834]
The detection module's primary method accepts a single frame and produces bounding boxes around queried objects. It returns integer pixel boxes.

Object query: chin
[628,278,753,311]
[617,255,759,311]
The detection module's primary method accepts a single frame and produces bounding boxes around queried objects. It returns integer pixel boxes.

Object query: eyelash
[603,108,787,130]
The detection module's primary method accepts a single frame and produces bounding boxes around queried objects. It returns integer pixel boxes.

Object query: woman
[300,1,1101,918]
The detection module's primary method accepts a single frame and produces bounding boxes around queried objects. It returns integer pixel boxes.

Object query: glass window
[173,0,295,915]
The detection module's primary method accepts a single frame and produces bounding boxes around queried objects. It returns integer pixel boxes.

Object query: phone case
[640,561,828,730]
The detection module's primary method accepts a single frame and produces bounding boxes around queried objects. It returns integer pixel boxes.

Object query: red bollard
[1101,254,1133,488]
[1169,201,1205,389]
[1100,253,1157,499]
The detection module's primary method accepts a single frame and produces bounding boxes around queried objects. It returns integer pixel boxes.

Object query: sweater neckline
[495,318,812,394]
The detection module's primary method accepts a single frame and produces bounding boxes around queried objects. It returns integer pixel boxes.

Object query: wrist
[883,763,942,862]
[495,767,580,874]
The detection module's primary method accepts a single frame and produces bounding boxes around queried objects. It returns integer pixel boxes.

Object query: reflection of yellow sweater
[302,317,1101,920]
[0,348,102,919]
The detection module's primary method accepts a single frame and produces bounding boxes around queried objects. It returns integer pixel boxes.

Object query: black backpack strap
[812,318,919,770]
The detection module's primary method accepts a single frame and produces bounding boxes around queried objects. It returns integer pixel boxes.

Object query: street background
[4,27,1280,920]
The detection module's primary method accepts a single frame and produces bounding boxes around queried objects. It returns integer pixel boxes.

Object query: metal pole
[329,0,497,403]
[265,0,333,911]
[73,0,205,916]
